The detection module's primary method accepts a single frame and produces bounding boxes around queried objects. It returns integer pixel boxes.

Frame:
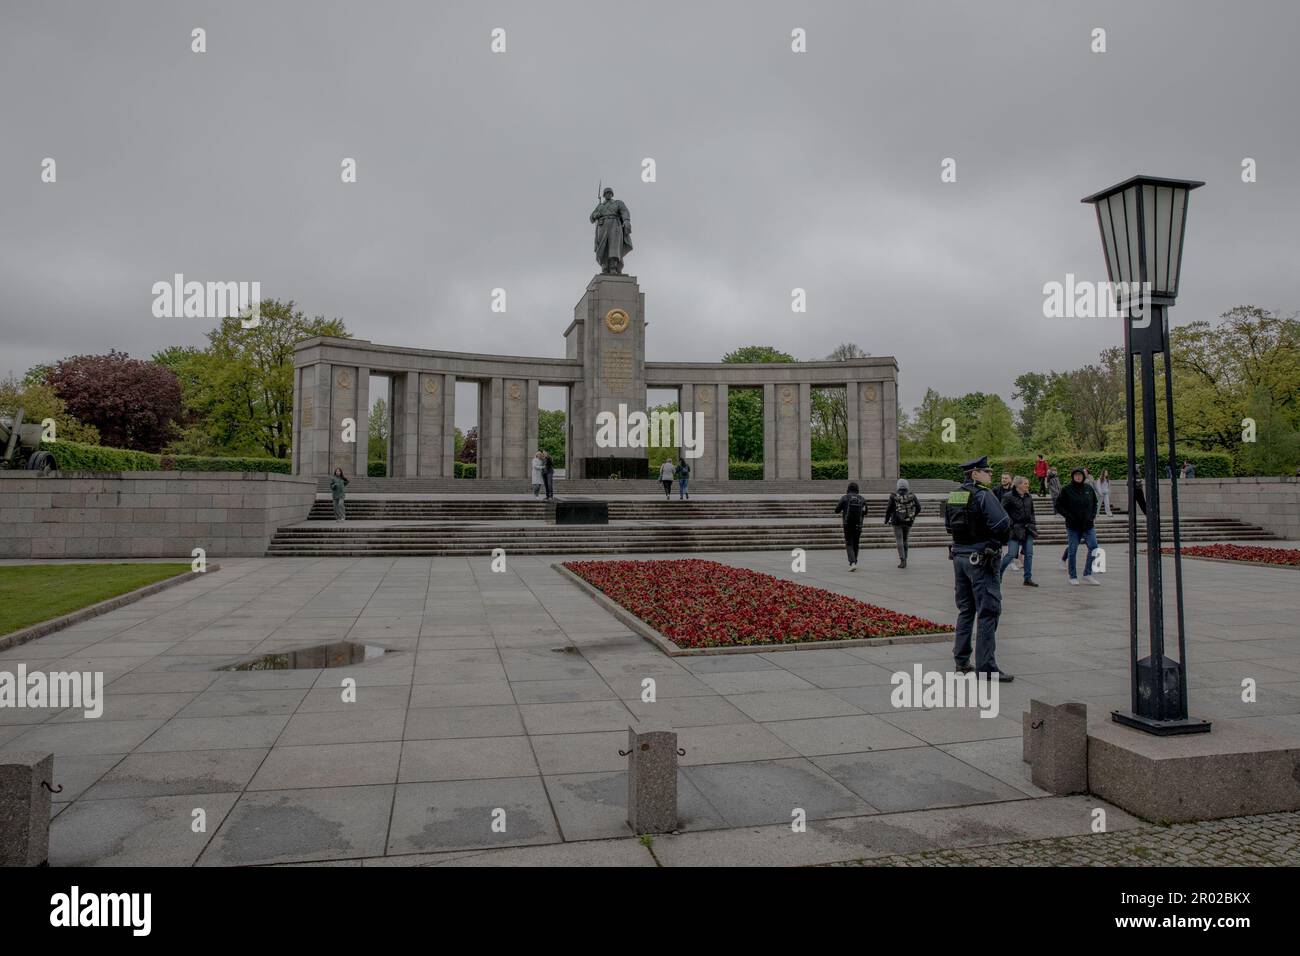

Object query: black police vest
[944,484,989,546]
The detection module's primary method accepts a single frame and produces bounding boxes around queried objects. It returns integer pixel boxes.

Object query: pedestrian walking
[834,481,868,571]
[330,467,349,522]
[1000,476,1038,586]
[1182,459,1196,479]
[1055,467,1101,585]
[1046,466,1062,505]
[944,456,1013,681]
[530,451,545,498]
[1034,454,1049,496]
[1098,469,1112,516]
[1132,470,1147,515]
[883,478,921,568]
[658,458,675,499]
[674,457,691,499]
[994,472,1013,504]
[541,451,555,500]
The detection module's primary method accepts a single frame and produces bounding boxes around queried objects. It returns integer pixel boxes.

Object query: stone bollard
[626,721,678,834]
[1026,700,1089,795]
[0,752,54,866]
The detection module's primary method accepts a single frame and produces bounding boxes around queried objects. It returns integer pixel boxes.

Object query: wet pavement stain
[220,641,389,671]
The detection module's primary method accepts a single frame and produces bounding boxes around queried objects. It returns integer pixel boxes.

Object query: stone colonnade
[292,276,899,481]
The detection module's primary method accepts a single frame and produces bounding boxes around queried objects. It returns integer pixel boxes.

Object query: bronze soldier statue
[590,186,632,275]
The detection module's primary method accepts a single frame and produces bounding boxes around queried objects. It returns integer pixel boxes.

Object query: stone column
[763,383,776,480]
[716,383,729,480]
[882,379,900,479]
[442,374,456,478]
[328,365,362,477]
[799,382,813,480]
[480,377,504,478]
[858,381,884,479]
[296,363,331,477]
[525,379,540,467]
[845,379,861,481]
[353,366,370,478]
[392,372,419,478]
[502,378,528,479]
[291,366,302,474]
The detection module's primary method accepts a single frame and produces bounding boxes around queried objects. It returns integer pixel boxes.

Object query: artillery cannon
[0,409,57,474]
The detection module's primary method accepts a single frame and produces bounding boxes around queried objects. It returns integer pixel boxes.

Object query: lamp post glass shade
[1081,176,1204,306]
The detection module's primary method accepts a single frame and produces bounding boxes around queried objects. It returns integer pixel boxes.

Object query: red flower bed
[563,558,952,649]
[1161,544,1300,567]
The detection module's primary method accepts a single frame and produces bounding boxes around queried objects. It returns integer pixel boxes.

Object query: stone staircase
[268,499,1274,557]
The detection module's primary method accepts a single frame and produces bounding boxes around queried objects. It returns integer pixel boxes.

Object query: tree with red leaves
[46,350,183,452]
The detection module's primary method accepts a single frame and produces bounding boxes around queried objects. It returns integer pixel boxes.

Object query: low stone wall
[1108,477,1300,540]
[0,471,318,558]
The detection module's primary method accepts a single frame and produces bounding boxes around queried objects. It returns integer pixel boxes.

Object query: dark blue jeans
[1067,527,1098,578]
[1000,535,1033,582]
[953,553,1002,672]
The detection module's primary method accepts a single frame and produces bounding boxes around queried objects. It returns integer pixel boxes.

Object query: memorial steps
[267,503,1272,556]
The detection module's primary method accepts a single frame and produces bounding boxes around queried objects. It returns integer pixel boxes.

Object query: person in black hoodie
[834,481,868,571]
[1055,467,1101,585]
[883,478,921,568]
[999,476,1037,586]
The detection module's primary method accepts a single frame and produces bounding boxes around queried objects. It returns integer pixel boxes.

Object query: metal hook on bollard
[41,781,63,794]
[676,748,686,756]
[1030,719,1044,729]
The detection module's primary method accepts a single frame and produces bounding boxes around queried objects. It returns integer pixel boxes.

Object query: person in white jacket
[530,451,545,497]
[658,459,675,499]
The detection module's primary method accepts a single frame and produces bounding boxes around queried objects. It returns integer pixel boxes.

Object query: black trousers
[844,521,863,564]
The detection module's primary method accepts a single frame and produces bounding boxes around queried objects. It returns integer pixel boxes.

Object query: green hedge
[811,460,848,480]
[727,460,763,480]
[368,460,387,477]
[162,454,290,473]
[901,450,1233,482]
[42,441,159,472]
[455,462,477,479]
[41,440,291,474]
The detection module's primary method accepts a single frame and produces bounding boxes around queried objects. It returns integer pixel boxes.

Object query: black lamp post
[1081,175,1211,736]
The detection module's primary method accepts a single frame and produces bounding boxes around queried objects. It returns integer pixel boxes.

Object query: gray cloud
[2,0,1295,427]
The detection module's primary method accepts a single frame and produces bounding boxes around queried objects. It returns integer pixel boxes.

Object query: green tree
[538,408,566,466]
[1029,405,1076,454]
[0,375,100,444]
[1012,371,1050,442]
[722,346,796,463]
[902,387,959,457]
[165,300,348,459]
[368,397,389,463]
[969,394,1018,456]
[1239,386,1300,476]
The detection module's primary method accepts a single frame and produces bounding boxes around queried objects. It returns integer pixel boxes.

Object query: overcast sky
[2,0,1296,426]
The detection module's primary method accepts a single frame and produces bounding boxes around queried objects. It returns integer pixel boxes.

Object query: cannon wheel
[26,450,56,475]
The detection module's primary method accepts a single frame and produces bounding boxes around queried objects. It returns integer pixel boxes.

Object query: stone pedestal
[1025,699,1089,795]
[565,274,647,479]
[1088,718,1300,823]
[547,500,608,524]
[0,752,53,866]
[626,721,677,834]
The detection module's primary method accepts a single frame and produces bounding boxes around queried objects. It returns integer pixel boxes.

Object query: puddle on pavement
[220,641,390,671]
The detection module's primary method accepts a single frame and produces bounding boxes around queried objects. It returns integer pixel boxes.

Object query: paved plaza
[3,541,1299,866]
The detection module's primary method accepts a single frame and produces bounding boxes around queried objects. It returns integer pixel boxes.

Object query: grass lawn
[0,563,192,637]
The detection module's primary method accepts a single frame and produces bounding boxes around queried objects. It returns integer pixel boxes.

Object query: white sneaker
[849,563,857,572]
[1068,578,1080,585]
[1010,562,1021,572]
[1083,576,1101,586]
[1059,558,1068,570]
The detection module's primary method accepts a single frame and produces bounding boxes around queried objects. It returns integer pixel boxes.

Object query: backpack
[843,494,867,524]
[943,488,981,545]
[891,493,917,525]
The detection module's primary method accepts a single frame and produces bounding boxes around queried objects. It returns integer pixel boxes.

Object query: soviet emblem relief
[862,384,878,402]
[604,308,630,333]
[337,371,352,389]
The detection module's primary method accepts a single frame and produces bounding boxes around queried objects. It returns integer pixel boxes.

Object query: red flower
[562,559,952,649]
[1161,544,1300,567]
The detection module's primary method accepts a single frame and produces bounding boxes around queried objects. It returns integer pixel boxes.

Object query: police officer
[944,455,1014,681]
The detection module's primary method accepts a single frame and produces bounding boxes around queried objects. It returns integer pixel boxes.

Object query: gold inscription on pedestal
[601,345,633,390]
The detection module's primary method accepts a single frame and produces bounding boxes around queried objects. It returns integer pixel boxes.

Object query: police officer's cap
[961,455,990,472]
